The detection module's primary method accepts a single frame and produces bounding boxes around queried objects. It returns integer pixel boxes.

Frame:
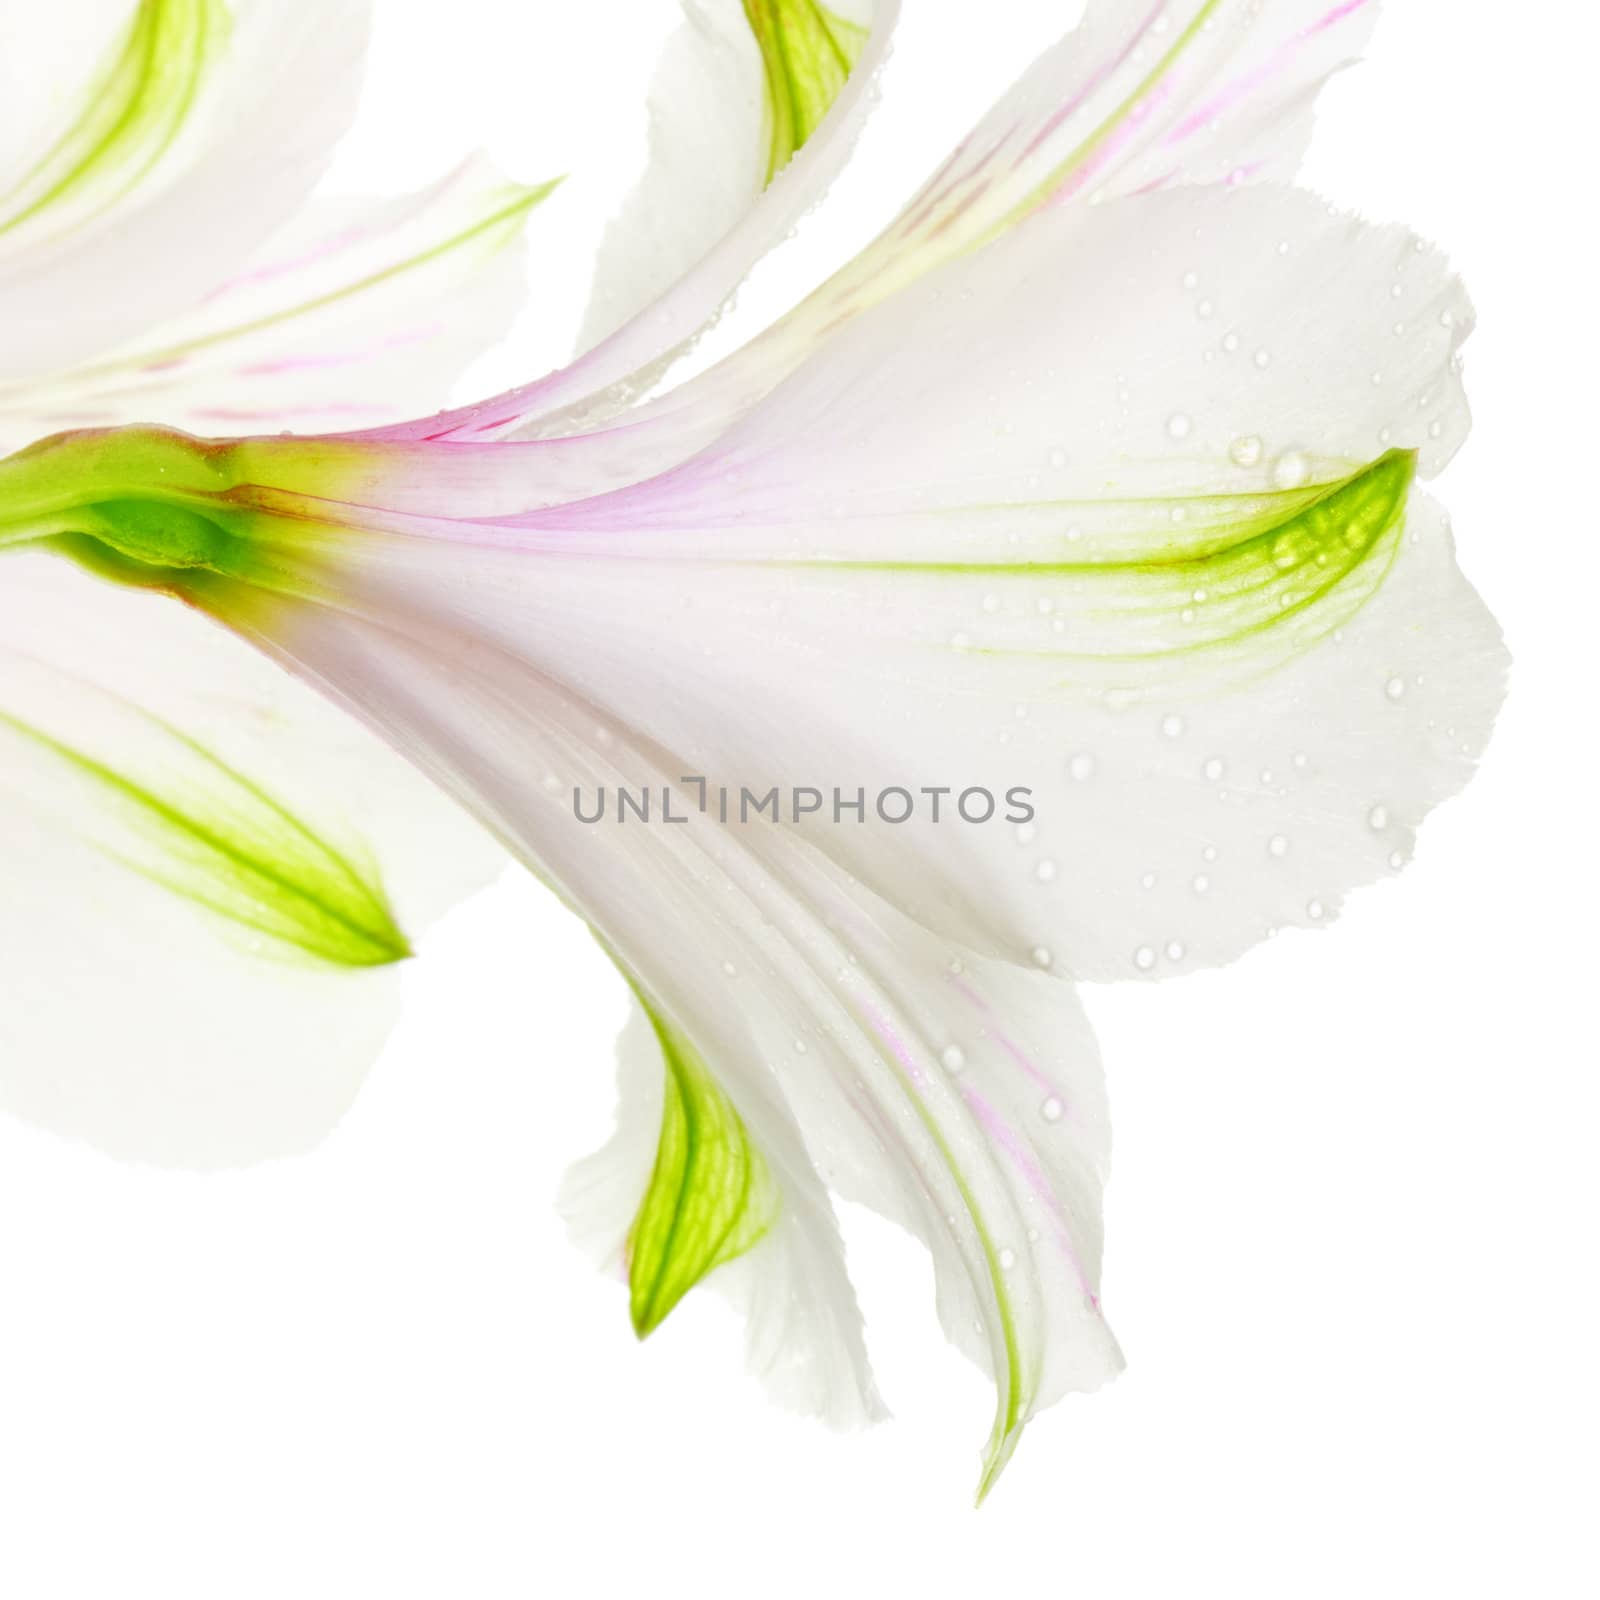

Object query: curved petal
[0,0,372,381]
[0,551,499,1167]
[191,598,1114,1488]
[370,0,900,443]
[360,0,1372,474]
[636,0,1384,448]
[560,996,884,1429]
[0,156,558,443]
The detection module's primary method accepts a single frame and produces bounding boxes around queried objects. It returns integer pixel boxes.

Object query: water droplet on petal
[1368,804,1390,831]
[1385,675,1407,701]
[1041,1096,1065,1123]
[1167,412,1194,440]
[1069,754,1096,782]
[1229,434,1264,467]
[1134,945,1157,971]
[1034,859,1058,884]
[1268,834,1291,858]
[941,1045,967,1073]
[1272,451,1311,490]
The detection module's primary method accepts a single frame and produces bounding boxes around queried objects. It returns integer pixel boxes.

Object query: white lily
[0,0,562,1162]
[0,0,1505,1493]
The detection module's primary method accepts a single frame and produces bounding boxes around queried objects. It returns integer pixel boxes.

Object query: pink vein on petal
[1164,0,1374,146]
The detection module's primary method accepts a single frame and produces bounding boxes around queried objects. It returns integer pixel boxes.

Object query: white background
[1,2,1594,1595]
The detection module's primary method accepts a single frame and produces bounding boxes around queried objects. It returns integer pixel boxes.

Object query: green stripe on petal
[742,0,869,183]
[0,0,229,238]
[625,985,780,1338]
[80,178,564,381]
[0,693,409,969]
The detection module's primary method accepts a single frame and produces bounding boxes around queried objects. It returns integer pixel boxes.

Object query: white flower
[0,0,1505,1493]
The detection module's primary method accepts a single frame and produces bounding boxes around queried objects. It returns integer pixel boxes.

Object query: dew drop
[1167,412,1194,440]
[1069,753,1096,782]
[1015,822,1037,846]
[1166,940,1186,962]
[1041,1096,1065,1123]
[1272,451,1311,490]
[1388,849,1406,871]
[998,1247,1018,1270]
[941,1045,967,1073]
[1385,675,1407,702]
[1229,434,1264,467]
[1031,946,1054,969]
[1035,859,1059,884]
[1203,757,1226,781]
[1368,804,1390,831]
[1134,945,1157,971]
[1192,873,1211,894]
[1268,834,1290,858]
[1161,713,1186,739]
[1253,347,1272,369]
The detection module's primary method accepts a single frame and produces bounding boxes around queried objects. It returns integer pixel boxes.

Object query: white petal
[666,0,1383,430]
[195,597,1116,1485]
[560,998,884,1430]
[373,0,1372,477]
[0,551,500,1166]
[0,0,371,380]
[0,156,555,443]
[375,0,899,442]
